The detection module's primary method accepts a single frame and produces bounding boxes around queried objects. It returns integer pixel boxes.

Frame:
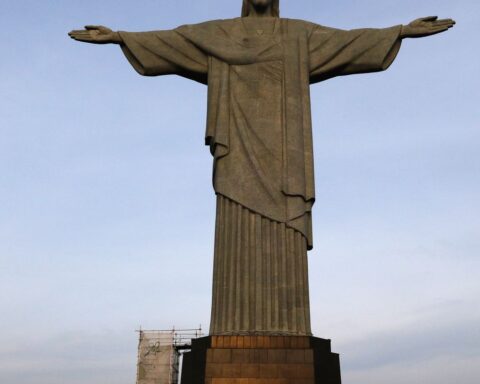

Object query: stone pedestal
[181,336,341,384]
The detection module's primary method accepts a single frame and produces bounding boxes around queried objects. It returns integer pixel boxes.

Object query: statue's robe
[119,18,402,335]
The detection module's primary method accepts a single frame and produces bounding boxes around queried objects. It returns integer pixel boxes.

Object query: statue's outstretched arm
[69,25,123,44]
[401,16,455,38]
[309,15,455,84]
[69,24,208,83]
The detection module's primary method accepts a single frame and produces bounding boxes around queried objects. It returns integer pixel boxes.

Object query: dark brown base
[181,336,341,384]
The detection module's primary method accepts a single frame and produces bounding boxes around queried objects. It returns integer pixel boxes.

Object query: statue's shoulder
[280,18,330,33]
[177,18,238,31]
[176,17,331,37]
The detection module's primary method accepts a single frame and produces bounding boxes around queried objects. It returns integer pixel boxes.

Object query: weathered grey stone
[69,0,455,337]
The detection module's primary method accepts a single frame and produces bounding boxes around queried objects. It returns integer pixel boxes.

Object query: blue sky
[0,0,479,383]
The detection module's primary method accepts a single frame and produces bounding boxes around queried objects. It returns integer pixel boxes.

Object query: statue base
[181,336,341,384]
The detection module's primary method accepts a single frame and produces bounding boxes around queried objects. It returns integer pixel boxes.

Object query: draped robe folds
[119,18,402,335]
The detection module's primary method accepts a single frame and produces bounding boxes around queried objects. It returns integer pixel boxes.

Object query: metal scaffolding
[136,327,203,384]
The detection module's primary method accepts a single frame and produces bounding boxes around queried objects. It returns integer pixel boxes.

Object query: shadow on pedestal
[181,336,341,384]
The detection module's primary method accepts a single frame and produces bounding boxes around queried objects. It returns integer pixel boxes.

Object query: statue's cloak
[119,18,402,249]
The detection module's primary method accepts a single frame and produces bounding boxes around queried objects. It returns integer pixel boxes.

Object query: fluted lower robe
[211,195,311,335]
[118,17,403,336]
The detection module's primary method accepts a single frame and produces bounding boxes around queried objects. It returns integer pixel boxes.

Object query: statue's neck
[247,6,273,18]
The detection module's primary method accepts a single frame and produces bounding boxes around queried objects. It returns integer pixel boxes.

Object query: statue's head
[242,0,280,17]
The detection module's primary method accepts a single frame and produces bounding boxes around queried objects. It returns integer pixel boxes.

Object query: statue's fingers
[432,24,450,30]
[430,26,450,35]
[69,32,96,41]
[436,18,455,23]
[69,29,89,35]
[435,23,455,31]
[433,23,454,29]
[421,16,438,22]
[434,19,456,26]
[433,23,454,30]
[71,36,94,42]
[69,32,92,39]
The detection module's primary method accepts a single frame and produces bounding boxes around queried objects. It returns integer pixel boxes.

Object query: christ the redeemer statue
[69,0,455,337]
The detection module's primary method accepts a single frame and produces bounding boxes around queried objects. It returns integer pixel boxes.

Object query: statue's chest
[231,60,284,84]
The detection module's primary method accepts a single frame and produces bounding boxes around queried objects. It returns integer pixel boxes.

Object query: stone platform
[181,336,341,384]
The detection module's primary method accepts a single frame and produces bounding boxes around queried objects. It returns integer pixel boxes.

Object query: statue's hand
[401,16,455,38]
[68,25,123,44]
